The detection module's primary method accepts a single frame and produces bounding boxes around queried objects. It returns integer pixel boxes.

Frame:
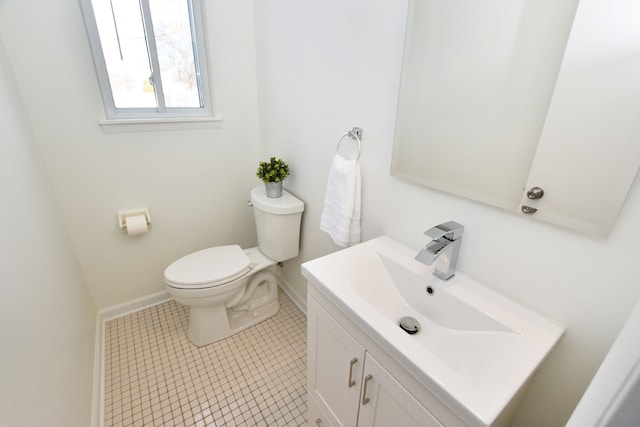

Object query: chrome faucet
[415,221,464,280]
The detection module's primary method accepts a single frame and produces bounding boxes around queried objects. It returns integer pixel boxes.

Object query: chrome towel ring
[336,127,363,161]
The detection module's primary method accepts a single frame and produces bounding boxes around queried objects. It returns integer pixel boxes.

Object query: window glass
[81,0,210,119]
[91,0,156,108]
[149,0,202,108]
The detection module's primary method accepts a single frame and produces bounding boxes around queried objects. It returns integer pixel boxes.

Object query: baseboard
[90,311,103,427]
[90,290,172,427]
[275,271,307,315]
[99,290,172,322]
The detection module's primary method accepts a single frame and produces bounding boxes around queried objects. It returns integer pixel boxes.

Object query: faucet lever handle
[424,221,464,241]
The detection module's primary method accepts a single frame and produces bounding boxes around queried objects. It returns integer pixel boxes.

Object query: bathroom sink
[302,236,564,426]
[372,252,513,333]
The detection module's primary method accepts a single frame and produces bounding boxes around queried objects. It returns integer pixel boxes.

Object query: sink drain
[399,316,420,334]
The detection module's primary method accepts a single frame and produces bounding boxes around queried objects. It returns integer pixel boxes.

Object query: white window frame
[79,0,216,124]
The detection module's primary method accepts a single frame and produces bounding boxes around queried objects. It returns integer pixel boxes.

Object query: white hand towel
[320,154,361,247]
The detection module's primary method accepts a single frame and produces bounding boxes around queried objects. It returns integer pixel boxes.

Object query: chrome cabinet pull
[361,374,373,405]
[347,357,358,388]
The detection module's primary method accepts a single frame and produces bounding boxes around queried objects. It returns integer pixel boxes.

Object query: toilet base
[228,299,280,335]
[185,269,280,347]
[188,304,232,347]
[187,299,280,347]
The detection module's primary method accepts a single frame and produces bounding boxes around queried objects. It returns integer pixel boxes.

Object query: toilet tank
[250,185,304,262]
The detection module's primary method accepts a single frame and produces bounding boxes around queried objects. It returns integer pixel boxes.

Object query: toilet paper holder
[118,208,152,232]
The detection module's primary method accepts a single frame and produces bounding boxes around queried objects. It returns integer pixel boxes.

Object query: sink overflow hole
[426,286,435,295]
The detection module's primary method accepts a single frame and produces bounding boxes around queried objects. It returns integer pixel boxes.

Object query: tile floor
[103,291,308,427]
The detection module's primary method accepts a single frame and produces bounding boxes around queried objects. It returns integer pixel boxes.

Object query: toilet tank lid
[164,245,251,286]
[251,185,305,214]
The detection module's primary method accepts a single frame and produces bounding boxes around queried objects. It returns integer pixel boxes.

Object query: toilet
[164,185,304,346]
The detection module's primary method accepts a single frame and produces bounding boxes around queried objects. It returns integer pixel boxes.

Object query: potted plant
[256,156,290,198]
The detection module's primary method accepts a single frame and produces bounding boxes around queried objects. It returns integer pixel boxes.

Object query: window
[80,0,212,120]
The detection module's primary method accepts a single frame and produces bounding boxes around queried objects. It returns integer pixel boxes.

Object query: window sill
[98,115,223,133]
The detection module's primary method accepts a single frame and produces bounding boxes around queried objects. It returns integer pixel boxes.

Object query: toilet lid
[164,245,251,289]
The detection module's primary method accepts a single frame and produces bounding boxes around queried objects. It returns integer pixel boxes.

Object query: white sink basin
[374,252,513,333]
[302,236,564,426]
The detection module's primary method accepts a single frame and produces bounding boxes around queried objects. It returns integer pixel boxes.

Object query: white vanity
[302,236,564,426]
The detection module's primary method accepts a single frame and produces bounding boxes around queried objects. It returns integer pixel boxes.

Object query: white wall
[2,0,639,424]
[0,0,263,309]
[254,1,640,426]
[0,39,96,426]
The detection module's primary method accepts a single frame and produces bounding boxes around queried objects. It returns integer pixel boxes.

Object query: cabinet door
[517,0,640,237]
[308,298,365,427]
[358,354,443,427]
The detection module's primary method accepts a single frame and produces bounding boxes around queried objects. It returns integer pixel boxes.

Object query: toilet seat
[164,245,252,290]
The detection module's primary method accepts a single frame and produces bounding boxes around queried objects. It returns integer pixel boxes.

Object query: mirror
[391,0,640,237]
[391,0,579,210]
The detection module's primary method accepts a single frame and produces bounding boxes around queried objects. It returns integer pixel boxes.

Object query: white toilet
[164,185,304,346]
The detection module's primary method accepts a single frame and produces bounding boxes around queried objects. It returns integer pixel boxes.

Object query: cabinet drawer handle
[362,373,373,405]
[347,357,358,388]
[315,418,322,426]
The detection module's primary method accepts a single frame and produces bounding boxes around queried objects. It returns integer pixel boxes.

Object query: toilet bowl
[164,186,304,346]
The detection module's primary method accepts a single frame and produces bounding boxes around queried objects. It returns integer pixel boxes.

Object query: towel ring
[336,127,363,161]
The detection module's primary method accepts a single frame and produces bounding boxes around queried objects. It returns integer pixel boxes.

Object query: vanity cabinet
[307,295,364,426]
[307,296,444,427]
[303,236,565,427]
[357,354,440,426]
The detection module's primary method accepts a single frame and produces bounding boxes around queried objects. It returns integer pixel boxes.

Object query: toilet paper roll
[125,215,148,236]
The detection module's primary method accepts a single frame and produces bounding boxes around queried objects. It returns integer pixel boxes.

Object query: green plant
[256,157,290,183]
